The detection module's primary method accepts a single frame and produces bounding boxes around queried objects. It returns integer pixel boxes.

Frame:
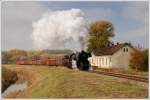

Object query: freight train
[16,50,92,71]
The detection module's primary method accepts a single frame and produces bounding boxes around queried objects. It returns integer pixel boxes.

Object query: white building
[89,43,135,69]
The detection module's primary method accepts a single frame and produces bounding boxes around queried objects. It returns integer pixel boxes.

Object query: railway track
[90,70,148,83]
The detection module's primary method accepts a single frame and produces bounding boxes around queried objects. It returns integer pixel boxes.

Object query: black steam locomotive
[68,50,91,71]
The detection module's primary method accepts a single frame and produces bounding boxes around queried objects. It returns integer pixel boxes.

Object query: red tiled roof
[93,43,128,56]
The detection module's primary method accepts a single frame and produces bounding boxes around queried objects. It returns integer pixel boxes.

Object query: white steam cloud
[31,9,88,51]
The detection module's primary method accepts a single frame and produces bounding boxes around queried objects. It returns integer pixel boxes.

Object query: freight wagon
[16,56,70,66]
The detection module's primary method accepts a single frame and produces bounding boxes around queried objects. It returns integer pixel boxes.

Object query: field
[95,68,148,77]
[2,64,148,98]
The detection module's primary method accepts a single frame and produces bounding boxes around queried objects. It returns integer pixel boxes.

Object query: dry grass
[96,68,148,77]
[2,64,148,99]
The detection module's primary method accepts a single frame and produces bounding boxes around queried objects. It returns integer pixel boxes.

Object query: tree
[87,20,114,52]
[2,51,10,64]
[27,50,42,60]
[7,49,27,63]
[130,49,145,71]
[40,53,50,60]
[142,49,148,71]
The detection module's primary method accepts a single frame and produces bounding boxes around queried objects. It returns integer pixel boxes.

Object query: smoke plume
[31,9,88,51]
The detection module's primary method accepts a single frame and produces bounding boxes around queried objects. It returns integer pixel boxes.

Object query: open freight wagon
[16,56,70,66]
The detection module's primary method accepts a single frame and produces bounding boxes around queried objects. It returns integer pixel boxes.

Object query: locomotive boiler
[69,50,92,71]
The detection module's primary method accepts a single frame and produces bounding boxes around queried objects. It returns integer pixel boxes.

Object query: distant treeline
[2,49,73,64]
[43,49,73,54]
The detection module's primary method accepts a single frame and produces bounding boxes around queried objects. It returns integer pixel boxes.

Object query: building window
[123,48,126,52]
[103,58,104,65]
[96,57,97,64]
[126,48,128,52]
[106,58,107,65]
[97,57,98,65]
[98,58,99,65]
[123,48,128,52]
[100,58,102,66]
[99,58,101,66]
[103,58,105,65]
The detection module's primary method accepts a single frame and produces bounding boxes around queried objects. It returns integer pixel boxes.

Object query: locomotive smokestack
[79,37,86,51]
[31,9,88,51]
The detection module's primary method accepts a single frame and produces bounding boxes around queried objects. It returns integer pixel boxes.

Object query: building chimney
[108,42,113,46]
[117,42,119,45]
[112,42,114,46]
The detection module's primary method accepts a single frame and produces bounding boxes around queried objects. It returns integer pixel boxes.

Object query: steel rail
[90,70,148,83]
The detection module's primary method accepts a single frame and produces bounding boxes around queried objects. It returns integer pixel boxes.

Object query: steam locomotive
[16,50,92,71]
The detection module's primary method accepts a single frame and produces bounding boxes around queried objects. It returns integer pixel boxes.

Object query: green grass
[3,64,148,98]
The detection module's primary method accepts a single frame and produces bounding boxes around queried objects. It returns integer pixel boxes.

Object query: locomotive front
[69,50,92,71]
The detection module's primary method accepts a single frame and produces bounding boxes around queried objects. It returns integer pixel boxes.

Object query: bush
[142,50,148,71]
[130,49,148,71]
[2,67,18,92]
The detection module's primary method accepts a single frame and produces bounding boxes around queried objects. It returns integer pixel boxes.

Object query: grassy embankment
[3,64,148,98]
[2,67,18,92]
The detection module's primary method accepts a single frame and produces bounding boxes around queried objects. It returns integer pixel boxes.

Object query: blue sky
[2,1,149,50]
